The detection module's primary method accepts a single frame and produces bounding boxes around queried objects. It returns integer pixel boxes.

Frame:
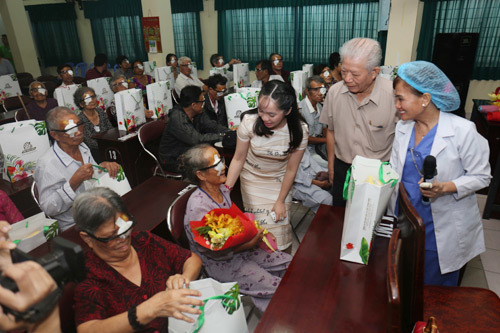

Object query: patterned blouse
[74,231,191,333]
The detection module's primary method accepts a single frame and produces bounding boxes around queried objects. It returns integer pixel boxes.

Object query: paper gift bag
[0,74,21,102]
[209,67,233,88]
[85,166,131,196]
[114,88,146,132]
[233,63,250,89]
[143,60,157,77]
[0,120,50,183]
[340,156,399,264]
[168,278,248,333]
[8,212,58,252]
[302,64,313,78]
[290,70,308,102]
[146,81,173,118]
[154,66,175,89]
[87,77,113,111]
[191,62,199,79]
[224,88,260,130]
[54,84,81,111]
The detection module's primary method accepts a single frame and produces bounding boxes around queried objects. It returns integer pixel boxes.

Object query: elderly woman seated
[180,144,292,312]
[73,187,204,333]
[74,86,114,162]
[17,81,58,121]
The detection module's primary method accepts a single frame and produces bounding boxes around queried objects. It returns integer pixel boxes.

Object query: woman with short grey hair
[73,187,203,333]
[74,86,114,162]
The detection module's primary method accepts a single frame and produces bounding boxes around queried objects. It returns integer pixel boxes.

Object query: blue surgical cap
[397,61,460,112]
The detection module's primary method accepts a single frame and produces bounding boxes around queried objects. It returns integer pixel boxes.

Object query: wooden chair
[2,95,31,112]
[166,185,198,250]
[73,76,87,86]
[36,74,58,83]
[397,182,500,332]
[137,119,182,179]
[16,72,33,80]
[44,80,58,99]
[387,228,402,333]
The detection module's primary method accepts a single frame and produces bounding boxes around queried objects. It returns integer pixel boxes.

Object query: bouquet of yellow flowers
[191,204,258,251]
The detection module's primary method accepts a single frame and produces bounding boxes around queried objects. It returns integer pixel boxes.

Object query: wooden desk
[93,126,157,188]
[256,205,389,332]
[0,176,40,218]
[29,176,189,258]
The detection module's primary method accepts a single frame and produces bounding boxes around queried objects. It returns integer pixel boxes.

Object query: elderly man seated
[54,63,80,111]
[251,60,283,88]
[159,85,230,173]
[34,106,120,231]
[299,75,328,168]
[203,74,229,127]
[174,56,207,95]
[85,53,112,80]
[107,73,154,127]
[17,81,58,121]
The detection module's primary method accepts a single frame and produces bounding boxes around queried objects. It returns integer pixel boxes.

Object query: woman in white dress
[225,81,308,252]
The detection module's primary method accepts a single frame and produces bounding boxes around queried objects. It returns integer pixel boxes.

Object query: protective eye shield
[86,216,136,243]
[198,156,226,176]
[51,119,83,137]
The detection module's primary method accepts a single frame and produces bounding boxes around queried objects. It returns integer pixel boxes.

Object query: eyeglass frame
[84,217,137,243]
[198,156,225,171]
[51,121,84,133]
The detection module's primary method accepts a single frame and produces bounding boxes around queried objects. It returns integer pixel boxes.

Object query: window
[417,0,500,80]
[218,2,382,70]
[172,12,204,70]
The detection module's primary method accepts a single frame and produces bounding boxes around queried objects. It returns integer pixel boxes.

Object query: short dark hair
[94,53,107,67]
[180,85,203,108]
[166,53,176,63]
[329,52,341,69]
[57,63,73,74]
[73,188,130,234]
[306,75,325,90]
[210,53,223,67]
[269,53,282,61]
[116,55,128,66]
[313,64,329,76]
[256,60,272,75]
[253,80,305,153]
[206,74,228,89]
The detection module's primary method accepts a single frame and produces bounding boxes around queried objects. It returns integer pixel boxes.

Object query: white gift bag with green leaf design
[290,70,308,102]
[302,64,313,78]
[87,77,113,111]
[0,74,21,102]
[224,88,260,130]
[233,63,249,89]
[114,88,146,132]
[54,84,81,111]
[191,62,199,80]
[154,66,175,90]
[8,212,58,252]
[85,166,131,196]
[143,60,156,77]
[168,278,247,333]
[340,156,399,265]
[0,120,50,183]
[146,81,173,118]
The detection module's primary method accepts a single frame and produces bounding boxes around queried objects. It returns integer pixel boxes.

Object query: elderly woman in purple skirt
[181,144,292,312]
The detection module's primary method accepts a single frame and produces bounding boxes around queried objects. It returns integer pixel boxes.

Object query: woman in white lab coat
[389,61,491,286]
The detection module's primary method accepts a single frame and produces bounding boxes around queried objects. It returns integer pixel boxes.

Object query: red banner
[142,17,162,53]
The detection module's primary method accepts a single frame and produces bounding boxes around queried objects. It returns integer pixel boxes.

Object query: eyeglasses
[255,68,265,72]
[86,218,137,243]
[60,70,72,75]
[215,88,227,93]
[51,121,84,133]
[180,64,191,67]
[194,99,205,104]
[198,156,225,171]
[83,95,97,102]
[309,86,325,92]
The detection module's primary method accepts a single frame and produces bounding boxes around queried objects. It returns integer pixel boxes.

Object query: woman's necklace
[199,187,229,208]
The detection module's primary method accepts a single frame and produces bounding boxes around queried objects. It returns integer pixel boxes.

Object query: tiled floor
[246,194,500,332]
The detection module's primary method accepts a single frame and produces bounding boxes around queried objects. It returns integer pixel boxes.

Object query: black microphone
[421,155,437,205]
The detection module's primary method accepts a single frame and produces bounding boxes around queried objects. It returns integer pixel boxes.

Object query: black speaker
[432,33,479,117]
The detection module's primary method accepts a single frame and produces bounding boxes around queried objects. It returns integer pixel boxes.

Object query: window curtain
[171,0,204,70]
[25,4,83,67]
[83,0,147,65]
[417,0,500,80]
[218,2,382,71]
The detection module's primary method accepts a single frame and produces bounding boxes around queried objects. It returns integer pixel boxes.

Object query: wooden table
[29,176,189,258]
[0,176,40,218]
[256,205,389,332]
[0,110,16,125]
[93,126,157,188]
